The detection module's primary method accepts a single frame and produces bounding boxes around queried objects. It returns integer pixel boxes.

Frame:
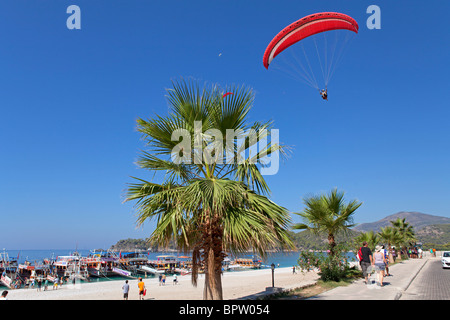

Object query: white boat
[227,264,251,271]
[148,255,180,274]
[112,267,133,277]
[141,265,164,275]
[174,268,191,275]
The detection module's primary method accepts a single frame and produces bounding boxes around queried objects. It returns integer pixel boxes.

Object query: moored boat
[148,255,180,274]
[229,255,262,271]
[53,255,89,281]
[0,250,18,276]
[83,254,118,278]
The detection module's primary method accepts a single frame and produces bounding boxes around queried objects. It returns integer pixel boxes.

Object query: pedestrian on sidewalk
[359,241,373,285]
[381,245,390,276]
[373,245,387,287]
[391,247,396,262]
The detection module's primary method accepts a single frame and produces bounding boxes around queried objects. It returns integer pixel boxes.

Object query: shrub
[297,244,352,282]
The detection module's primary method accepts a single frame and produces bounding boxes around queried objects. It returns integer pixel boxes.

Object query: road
[400,259,450,300]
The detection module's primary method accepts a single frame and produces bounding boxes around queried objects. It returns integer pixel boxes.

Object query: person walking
[122,280,130,300]
[53,278,58,290]
[37,278,42,292]
[359,241,373,285]
[381,245,390,276]
[137,278,145,300]
[391,247,397,262]
[173,275,178,285]
[373,245,387,287]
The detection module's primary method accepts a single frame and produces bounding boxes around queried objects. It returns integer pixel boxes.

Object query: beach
[2,267,319,300]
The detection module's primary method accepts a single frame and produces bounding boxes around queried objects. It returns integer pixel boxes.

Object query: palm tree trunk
[387,242,394,263]
[396,248,402,260]
[202,213,224,300]
[328,233,336,256]
[203,247,223,300]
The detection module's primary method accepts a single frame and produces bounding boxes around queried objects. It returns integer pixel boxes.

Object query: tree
[293,188,362,256]
[125,79,294,300]
[354,230,380,252]
[390,218,416,260]
[378,226,401,263]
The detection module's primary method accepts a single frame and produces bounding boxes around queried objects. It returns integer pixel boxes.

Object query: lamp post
[271,263,275,288]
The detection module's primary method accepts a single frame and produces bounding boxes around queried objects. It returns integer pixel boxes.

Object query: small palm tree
[390,218,416,259]
[354,230,380,252]
[125,79,294,300]
[293,188,362,256]
[378,226,401,263]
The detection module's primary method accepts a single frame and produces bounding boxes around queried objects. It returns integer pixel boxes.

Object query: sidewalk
[307,256,430,300]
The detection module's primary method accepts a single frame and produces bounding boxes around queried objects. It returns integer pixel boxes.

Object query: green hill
[416,224,450,250]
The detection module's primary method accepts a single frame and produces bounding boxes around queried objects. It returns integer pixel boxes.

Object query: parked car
[441,251,450,269]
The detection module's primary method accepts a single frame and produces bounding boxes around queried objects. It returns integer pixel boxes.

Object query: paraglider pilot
[319,89,328,101]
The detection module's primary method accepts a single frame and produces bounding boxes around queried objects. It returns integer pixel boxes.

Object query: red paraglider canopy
[263,12,358,69]
[222,92,233,98]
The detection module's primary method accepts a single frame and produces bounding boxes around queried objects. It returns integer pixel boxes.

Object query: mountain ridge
[353,211,450,233]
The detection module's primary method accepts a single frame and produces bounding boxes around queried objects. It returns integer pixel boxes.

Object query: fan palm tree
[125,79,294,300]
[378,226,401,263]
[293,189,362,256]
[354,230,380,252]
[390,218,416,259]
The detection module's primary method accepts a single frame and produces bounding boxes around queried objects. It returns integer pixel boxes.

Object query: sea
[3,249,303,267]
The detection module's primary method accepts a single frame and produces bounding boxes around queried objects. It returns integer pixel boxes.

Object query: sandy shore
[3,267,319,300]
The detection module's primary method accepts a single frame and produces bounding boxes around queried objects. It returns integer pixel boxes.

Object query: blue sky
[0,1,449,249]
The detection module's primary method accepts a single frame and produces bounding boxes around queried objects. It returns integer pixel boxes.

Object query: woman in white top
[373,245,387,287]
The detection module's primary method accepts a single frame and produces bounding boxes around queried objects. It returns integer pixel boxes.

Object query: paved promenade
[308,254,434,300]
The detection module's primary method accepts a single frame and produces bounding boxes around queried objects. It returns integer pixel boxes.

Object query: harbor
[1,249,294,290]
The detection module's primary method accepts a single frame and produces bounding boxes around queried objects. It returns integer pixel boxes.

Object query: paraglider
[263,12,359,99]
[222,92,233,98]
[319,89,328,101]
